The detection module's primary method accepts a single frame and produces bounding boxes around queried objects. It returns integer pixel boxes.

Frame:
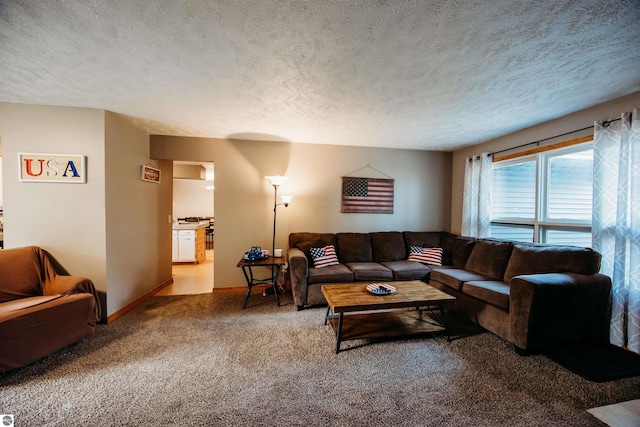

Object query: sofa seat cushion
[430,268,492,291]
[461,281,510,311]
[345,262,394,281]
[381,260,431,280]
[308,264,354,284]
[0,295,62,317]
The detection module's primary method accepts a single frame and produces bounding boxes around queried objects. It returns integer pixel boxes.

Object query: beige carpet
[1,292,639,426]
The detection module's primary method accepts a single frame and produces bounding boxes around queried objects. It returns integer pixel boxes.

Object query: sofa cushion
[308,264,354,284]
[294,233,337,264]
[439,232,457,265]
[0,247,45,303]
[370,232,406,262]
[465,240,513,280]
[503,243,602,282]
[309,245,339,268]
[450,237,476,267]
[462,281,510,311]
[345,262,393,281]
[336,233,373,262]
[430,268,492,291]
[381,260,431,281]
[408,246,443,265]
[403,231,442,249]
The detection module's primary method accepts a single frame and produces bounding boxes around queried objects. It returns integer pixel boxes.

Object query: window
[490,144,593,246]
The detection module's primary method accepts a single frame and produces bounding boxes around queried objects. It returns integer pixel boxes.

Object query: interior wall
[105,112,173,317]
[450,91,640,235]
[0,103,108,297]
[150,136,452,288]
[173,179,214,219]
[0,104,172,320]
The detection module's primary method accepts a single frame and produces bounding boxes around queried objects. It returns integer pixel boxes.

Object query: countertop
[172,220,210,230]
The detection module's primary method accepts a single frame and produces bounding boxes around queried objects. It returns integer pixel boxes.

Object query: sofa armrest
[509,273,611,352]
[288,248,309,308]
[43,275,102,318]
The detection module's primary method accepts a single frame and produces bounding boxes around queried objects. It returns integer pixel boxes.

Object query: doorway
[156,161,214,295]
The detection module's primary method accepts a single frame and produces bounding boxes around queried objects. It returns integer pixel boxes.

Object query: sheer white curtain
[462,152,492,238]
[592,109,640,353]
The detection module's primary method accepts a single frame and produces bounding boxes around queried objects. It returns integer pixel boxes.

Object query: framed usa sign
[19,153,86,183]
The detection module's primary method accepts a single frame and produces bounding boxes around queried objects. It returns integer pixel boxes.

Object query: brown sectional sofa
[288,232,612,353]
[0,246,101,373]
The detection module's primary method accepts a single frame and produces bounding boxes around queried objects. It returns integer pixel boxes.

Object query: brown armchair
[0,246,100,373]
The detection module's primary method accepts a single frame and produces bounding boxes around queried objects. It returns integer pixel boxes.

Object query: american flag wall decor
[341,177,394,214]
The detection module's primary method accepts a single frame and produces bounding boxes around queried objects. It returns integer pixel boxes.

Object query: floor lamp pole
[271,184,278,257]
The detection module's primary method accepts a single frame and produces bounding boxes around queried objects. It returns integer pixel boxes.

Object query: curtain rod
[490,116,622,157]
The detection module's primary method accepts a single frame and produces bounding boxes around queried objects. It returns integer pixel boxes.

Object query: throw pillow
[310,245,340,268]
[297,237,326,264]
[408,246,443,266]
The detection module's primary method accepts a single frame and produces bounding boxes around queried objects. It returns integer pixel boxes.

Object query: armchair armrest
[509,273,611,352]
[43,275,102,319]
[287,248,309,308]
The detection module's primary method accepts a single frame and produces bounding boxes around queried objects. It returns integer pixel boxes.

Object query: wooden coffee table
[322,280,456,353]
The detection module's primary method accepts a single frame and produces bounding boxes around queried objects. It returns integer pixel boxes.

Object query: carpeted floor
[1,292,639,426]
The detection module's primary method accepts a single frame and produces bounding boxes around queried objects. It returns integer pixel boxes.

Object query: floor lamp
[265,175,292,256]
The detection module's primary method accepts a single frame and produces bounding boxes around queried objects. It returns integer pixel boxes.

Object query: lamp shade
[280,195,293,205]
[265,175,288,187]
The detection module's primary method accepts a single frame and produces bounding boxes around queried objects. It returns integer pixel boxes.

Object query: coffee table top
[321,280,455,313]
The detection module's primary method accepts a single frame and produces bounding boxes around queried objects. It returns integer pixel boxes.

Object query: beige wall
[151,136,452,288]
[0,103,108,297]
[105,112,173,317]
[173,179,214,219]
[0,104,172,320]
[450,91,640,235]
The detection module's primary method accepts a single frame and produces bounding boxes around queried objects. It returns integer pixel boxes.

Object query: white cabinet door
[172,230,179,262]
[178,230,196,262]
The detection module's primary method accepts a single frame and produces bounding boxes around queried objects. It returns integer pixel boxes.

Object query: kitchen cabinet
[172,222,207,263]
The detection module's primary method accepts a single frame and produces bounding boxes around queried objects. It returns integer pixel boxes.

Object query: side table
[237,256,286,309]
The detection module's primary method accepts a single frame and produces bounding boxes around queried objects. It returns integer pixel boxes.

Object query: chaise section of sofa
[428,239,612,353]
[0,246,101,373]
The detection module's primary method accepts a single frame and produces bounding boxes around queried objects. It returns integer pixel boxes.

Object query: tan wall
[450,91,640,235]
[173,179,215,219]
[0,104,172,319]
[104,112,173,316]
[150,136,452,288]
[0,103,108,297]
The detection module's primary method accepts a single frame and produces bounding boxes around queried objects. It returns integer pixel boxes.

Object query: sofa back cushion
[290,233,337,264]
[336,233,372,263]
[503,243,602,282]
[0,246,44,303]
[403,231,442,249]
[464,239,513,280]
[370,232,406,262]
[450,237,476,267]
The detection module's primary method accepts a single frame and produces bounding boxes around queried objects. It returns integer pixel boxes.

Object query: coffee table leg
[441,306,451,342]
[335,313,343,353]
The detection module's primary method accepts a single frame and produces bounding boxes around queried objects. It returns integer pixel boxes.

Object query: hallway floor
[156,249,214,296]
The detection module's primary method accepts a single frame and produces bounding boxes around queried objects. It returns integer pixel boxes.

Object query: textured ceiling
[1,0,639,151]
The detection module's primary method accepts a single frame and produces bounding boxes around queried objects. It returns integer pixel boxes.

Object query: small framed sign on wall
[19,153,86,183]
[141,165,161,183]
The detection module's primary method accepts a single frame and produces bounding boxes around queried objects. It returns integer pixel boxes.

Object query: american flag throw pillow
[408,246,443,266]
[309,245,339,268]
